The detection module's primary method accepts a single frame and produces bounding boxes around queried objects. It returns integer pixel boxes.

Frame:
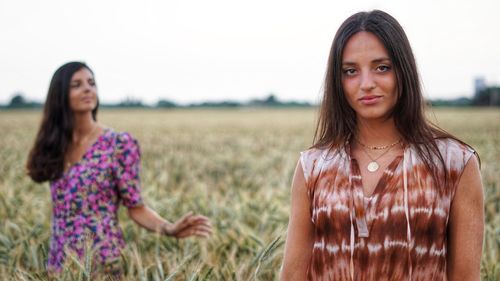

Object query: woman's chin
[72,107,96,114]
[356,111,390,122]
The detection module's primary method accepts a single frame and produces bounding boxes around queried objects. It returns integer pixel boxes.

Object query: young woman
[27,62,212,276]
[281,10,484,281]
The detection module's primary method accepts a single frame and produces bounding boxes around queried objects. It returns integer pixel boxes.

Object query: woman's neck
[72,113,97,143]
[355,117,401,147]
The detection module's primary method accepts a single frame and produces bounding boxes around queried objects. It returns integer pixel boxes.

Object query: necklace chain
[357,139,402,172]
[359,144,393,162]
[357,138,402,150]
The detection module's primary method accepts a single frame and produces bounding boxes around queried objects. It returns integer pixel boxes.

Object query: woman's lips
[359,95,382,105]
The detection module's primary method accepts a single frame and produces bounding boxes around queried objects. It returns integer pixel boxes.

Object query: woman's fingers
[171,212,212,238]
[176,211,194,226]
[176,225,212,238]
[190,224,212,234]
[176,220,212,235]
[173,212,195,231]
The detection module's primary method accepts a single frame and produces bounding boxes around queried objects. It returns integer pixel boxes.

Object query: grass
[0,107,498,280]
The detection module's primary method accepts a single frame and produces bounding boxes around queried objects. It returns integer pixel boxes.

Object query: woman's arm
[447,155,484,281]
[280,160,314,281]
[127,206,212,238]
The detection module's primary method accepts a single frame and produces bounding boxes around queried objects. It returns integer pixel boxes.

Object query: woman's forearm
[127,205,171,233]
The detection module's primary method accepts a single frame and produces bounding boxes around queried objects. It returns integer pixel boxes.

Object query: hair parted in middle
[313,10,471,186]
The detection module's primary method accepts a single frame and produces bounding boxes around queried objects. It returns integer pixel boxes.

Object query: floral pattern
[48,128,143,274]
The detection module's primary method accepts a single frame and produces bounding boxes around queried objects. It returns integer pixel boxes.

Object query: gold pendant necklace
[358,139,401,172]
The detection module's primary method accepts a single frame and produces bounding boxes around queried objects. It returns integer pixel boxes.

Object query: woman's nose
[83,82,93,92]
[360,72,376,91]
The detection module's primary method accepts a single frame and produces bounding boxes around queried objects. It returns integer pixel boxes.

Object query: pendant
[367,161,379,172]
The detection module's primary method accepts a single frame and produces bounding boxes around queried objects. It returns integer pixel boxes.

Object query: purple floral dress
[48,129,143,274]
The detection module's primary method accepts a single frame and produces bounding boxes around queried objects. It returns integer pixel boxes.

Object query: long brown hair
[27,62,98,183]
[313,10,474,185]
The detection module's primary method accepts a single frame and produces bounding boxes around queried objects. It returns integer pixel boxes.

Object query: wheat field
[0,108,498,280]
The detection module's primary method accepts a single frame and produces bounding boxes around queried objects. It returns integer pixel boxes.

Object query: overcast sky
[1,0,499,105]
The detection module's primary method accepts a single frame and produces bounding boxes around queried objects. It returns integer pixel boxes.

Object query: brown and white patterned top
[300,138,474,281]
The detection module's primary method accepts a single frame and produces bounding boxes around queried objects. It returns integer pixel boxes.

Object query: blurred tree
[118,96,145,108]
[264,94,278,105]
[157,99,177,108]
[8,92,27,108]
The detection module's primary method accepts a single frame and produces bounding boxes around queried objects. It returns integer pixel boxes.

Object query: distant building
[474,76,487,97]
[472,76,500,106]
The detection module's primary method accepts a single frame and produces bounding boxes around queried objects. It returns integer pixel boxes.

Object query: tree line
[2,88,499,109]
[1,94,312,109]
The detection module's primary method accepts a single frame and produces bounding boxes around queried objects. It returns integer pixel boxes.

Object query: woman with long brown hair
[27,62,212,277]
[281,10,483,281]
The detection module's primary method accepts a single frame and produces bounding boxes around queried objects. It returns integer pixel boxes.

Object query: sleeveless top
[300,138,474,281]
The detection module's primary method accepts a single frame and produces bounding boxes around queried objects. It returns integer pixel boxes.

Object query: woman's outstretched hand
[162,212,212,238]
[127,206,212,238]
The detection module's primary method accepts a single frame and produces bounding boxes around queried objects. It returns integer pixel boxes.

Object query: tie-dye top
[48,129,143,274]
[300,138,474,281]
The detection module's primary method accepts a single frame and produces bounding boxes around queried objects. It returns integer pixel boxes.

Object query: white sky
[1,0,499,105]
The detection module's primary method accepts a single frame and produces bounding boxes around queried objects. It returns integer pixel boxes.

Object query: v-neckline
[349,154,403,238]
[63,128,108,176]
[352,155,403,198]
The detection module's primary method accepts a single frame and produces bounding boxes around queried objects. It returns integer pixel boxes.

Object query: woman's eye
[376,65,391,72]
[343,68,357,76]
[89,80,96,86]
[70,82,80,88]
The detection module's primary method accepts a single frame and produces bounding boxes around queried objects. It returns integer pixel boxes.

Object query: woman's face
[68,68,97,114]
[341,31,397,122]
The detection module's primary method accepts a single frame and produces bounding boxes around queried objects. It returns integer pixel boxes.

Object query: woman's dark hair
[313,10,474,185]
[27,61,98,182]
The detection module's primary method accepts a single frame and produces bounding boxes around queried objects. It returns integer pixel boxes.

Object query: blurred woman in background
[281,10,483,281]
[27,61,211,277]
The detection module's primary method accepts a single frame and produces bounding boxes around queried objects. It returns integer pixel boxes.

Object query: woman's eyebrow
[342,61,357,66]
[372,57,391,63]
[342,57,391,65]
